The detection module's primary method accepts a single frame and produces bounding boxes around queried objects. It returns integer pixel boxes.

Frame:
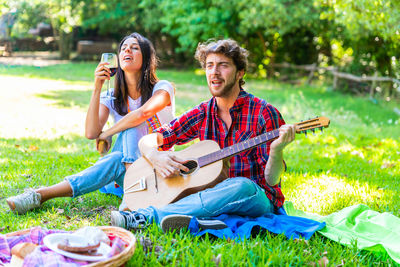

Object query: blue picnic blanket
[188,208,326,240]
[99,186,325,241]
[99,182,124,198]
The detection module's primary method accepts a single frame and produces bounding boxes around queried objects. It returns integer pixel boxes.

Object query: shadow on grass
[36,89,93,110]
[0,63,206,86]
[0,63,95,82]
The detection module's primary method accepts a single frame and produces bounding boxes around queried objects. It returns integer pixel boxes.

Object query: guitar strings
[183,161,197,172]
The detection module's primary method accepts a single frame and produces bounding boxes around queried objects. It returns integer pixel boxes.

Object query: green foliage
[80,0,140,36]
[315,0,400,79]
[1,0,400,93]
[1,0,86,59]
[3,0,48,39]
[318,0,400,40]
[158,1,235,50]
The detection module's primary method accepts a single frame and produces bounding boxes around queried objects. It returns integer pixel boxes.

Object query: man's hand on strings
[146,150,189,178]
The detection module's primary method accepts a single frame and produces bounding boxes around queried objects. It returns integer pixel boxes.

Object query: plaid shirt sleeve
[255,103,286,168]
[156,103,206,151]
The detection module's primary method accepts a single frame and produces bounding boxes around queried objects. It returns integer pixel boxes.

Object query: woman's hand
[94,62,111,91]
[96,133,112,155]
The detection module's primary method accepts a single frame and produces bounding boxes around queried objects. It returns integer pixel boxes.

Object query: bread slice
[9,242,38,267]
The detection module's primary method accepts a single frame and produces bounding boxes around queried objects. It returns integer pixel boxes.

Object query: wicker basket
[5,226,136,267]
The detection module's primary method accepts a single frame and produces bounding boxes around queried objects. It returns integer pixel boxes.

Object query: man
[111,39,295,231]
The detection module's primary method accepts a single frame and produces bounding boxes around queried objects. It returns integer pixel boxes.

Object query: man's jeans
[137,177,274,224]
[66,127,144,197]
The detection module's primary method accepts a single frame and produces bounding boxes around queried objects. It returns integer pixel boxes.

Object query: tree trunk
[59,30,72,60]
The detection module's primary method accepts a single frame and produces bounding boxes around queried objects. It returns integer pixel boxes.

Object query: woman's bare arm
[85,62,111,139]
[98,90,171,139]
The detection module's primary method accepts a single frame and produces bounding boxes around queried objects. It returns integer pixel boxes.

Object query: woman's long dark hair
[113,32,159,115]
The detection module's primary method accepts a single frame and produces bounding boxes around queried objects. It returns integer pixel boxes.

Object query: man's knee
[228,177,258,197]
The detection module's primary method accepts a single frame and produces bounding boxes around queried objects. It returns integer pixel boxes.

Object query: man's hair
[195,39,249,87]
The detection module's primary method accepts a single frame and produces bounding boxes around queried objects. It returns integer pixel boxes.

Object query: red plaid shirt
[157,89,286,208]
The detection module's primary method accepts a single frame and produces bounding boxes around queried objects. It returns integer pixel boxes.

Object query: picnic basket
[5,226,136,267]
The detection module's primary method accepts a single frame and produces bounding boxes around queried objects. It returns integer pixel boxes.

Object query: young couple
[6,33,295,232]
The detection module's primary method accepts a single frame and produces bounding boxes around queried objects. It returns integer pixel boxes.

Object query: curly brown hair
[195,39,249,87]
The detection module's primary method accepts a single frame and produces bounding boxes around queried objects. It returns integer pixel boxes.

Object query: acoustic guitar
[123,116,330,211]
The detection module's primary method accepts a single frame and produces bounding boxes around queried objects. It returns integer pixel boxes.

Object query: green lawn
[0,63,399,266]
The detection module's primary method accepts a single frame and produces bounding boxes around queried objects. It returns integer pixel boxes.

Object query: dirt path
[0,51,69,66]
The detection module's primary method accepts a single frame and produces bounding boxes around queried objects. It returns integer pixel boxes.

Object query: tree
[44,0,84,59]
[316,0,400,94]
[1,0,84,59]
[139,0,242,64]
[237,0,325,75]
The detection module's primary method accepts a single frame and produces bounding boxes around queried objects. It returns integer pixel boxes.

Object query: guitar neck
[196,116,330,168]
[197,129,280,167]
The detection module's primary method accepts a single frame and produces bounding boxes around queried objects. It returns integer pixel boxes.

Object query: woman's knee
[121,127,143,139]
[102,151,124,163]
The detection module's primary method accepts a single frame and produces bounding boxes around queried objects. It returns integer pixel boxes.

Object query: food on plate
[57,239,100,254]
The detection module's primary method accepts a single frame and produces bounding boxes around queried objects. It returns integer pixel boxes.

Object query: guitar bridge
[124,177,147,193]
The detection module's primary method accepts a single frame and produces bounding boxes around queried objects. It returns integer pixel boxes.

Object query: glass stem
[107,79,111,97]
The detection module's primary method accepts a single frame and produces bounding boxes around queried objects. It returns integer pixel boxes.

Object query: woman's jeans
[137,177,274,224]
[66,127,144,197]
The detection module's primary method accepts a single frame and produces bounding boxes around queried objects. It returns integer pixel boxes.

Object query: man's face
[205,53,243,97]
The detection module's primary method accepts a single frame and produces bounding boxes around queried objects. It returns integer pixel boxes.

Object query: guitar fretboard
[197,129,280,167]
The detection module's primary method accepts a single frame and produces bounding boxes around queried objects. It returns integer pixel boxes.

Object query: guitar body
[124,140,225,211]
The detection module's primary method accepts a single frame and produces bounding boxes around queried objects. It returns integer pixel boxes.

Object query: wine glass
[100,53,118,99]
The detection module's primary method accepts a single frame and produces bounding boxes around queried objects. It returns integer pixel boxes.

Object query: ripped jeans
[66,125,146,197]
[137,177,274,224]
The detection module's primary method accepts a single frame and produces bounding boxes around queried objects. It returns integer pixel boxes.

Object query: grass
[0,63,399,266]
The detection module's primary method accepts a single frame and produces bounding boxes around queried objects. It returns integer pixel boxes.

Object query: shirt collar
[230,89,247,112]
[210,89,248,115]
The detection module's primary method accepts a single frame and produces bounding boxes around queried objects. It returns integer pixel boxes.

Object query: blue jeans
[66,127,143,197]
[137,177,274,224]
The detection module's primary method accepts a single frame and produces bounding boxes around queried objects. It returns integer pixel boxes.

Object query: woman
[6,32,175,214]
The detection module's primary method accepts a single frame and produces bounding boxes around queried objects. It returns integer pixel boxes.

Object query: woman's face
[119,37,143,73]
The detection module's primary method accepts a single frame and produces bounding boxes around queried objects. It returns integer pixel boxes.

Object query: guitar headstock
[294,116,330,134]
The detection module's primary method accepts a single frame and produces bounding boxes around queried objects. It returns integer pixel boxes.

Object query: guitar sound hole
[180,160,198,175]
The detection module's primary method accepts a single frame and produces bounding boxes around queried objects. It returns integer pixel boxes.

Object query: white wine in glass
[100,53,118,99]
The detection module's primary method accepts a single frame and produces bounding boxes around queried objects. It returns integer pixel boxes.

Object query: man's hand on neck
[265,124,296,186]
